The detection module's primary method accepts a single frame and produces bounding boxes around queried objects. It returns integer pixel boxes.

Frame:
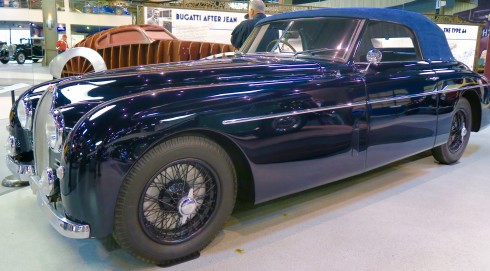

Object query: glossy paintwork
[50,59,488,238]
[7,11,490,239]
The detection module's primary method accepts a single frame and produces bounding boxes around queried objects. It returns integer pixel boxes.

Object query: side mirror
[364,49,382,72]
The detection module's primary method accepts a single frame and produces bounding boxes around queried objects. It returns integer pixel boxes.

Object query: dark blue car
[7,8,490,265]
[82,2,130,15]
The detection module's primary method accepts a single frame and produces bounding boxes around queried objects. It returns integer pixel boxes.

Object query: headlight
[46,109,64,153]
[17,97,33,129]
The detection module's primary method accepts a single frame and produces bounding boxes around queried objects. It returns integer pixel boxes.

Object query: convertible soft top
[259,8,454,62]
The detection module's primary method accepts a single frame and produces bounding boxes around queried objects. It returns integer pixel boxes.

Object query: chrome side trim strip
[223,101,366,125]
[223,83,487,125]
[367,90,439,105]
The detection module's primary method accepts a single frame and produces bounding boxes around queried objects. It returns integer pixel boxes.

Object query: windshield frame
[240,16,365,63]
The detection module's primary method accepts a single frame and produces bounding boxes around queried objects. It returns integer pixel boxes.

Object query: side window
[354,21,422,62]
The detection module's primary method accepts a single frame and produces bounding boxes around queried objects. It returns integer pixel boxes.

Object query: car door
[226,65,369,203]
[354,20,439,170]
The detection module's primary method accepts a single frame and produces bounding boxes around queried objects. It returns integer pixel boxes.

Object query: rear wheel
[16,52,25,64]
[32,59,39,63]
[0,59,8,64]
[113,135,237,265]
[432,97,472,164]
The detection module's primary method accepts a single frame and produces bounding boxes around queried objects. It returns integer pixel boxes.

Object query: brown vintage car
[56,24,234,77]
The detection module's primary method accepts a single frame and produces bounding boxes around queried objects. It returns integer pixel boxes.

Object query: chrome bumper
[6,155,91,239]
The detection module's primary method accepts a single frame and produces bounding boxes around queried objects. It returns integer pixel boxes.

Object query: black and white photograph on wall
[146,7,172,32]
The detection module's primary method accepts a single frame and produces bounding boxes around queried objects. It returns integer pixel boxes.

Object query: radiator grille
[33,87,54,175]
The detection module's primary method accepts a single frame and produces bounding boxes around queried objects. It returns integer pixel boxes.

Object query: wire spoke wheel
[140,159,219,244]
[448,109,467,153]
[113,136,236,265]
[432,97,471,164]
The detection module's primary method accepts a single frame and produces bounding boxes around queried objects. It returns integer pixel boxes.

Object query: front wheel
[113,135,237,265]
[432,97,472,164]
[16,52,25,64]
[0,59,8,64]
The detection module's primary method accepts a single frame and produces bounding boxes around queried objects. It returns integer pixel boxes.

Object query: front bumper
[6,155,90,239]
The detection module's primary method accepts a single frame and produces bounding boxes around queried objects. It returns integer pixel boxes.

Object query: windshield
[241,17,362,62]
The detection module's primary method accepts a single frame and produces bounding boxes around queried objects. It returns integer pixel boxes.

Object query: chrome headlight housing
[46,109,64,153]
[17,97,33,129]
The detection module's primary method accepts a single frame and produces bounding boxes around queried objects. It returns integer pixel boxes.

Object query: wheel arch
[462,89,482,132]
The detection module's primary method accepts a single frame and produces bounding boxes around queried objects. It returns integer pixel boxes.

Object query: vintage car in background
[0,0,22,8]
[7,8,490,265]
[49,24,234,78]
[0,37,44,64]
[82,1,130,15]
[0,41,8,64]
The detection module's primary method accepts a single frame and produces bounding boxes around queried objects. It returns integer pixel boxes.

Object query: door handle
[427,76,439,81]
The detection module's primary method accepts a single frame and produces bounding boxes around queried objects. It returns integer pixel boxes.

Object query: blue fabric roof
[259,8,454,62]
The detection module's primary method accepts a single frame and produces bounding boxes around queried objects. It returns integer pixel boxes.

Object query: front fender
[61,98,200,237]
[49,47,107,79]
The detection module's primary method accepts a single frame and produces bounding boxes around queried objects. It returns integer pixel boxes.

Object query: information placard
[144,7,246,44]
[437,24,480,70]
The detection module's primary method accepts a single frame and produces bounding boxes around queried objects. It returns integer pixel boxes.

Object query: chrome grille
[33,86,55,175]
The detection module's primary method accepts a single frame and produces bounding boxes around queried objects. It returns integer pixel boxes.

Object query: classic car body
[50,24,233,78]
[7,8,490,265]
[1,37,44,64]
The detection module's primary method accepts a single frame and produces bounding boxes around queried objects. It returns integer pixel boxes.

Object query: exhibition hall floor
[1,62,490,271]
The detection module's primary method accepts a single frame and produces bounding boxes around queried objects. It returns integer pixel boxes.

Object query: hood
[53,56,339,108]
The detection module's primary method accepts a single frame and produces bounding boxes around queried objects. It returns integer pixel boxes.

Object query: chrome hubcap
[178,188,197,224]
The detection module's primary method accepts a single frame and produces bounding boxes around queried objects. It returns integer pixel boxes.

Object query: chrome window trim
[222,83,488,125]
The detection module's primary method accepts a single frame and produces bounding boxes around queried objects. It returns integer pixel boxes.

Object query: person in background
[56,34,68,54]
[231,0,266,50]
[147,9,161,26]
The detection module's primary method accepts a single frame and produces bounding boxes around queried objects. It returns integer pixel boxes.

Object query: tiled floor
[2,63,490,270]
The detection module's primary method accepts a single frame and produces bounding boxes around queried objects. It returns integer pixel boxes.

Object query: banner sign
[438,23,480,70]
[144,7,246,44]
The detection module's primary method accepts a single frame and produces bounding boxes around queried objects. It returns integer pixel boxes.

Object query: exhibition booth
[2,1,490,270]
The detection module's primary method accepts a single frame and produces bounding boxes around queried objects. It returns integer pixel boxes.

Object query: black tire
[16,52,25,64]
[32,59,39,63]
[432,97,472,164]
[0,59,8,64]
[113,135,237,265]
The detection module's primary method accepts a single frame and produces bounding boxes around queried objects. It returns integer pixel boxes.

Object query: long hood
[54,56,331,108]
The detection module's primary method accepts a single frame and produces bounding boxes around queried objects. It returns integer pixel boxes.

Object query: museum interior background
[1,0,489,73]
[3,1,490,270]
